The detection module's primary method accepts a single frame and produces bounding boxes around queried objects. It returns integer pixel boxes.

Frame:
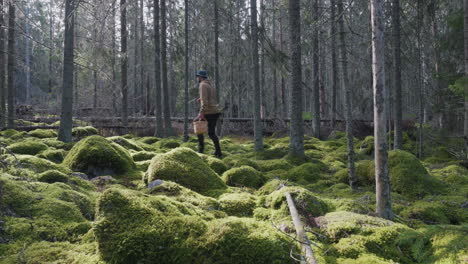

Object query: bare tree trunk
[371,0,393,220]
[417,0,424,158]
[272,0,279,118]
[140,0,145,114]
[57,0,75,141]
[153,0,164,137]
[161,0,173,136]
[25,1,31,104]
[111,3,117,113]
[121,0,129,129]
[0,0,5,128]
[393,0,403,150]
[93,8,98,111]
[48,0,54,95]
[464,0,468,158]
[252,0,264,151]
[312,0,321,138]
[338,0,357,189]
[214,0,220,102]
[279,10,287,119]
[183,0,189,142]
[6,1,14,129]
[330,0,338,130]
[288,0,305,158]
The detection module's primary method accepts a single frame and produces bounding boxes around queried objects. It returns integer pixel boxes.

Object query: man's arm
[199,82,208,115]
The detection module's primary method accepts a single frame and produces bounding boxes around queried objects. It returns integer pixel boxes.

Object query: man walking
[196,70,223,158]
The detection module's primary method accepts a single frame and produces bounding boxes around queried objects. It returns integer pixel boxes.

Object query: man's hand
[196,113,204,120]
[197,98,201,103]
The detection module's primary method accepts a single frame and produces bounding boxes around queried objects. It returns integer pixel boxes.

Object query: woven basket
[193,119,208,135]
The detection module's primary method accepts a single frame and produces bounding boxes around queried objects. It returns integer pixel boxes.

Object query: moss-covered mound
[8,140,48,155]
[198,154,228,175]
[222,166,264,188]
[388,150,442,197]
[283,162,324,184]
[256,159,293,172]
[131,151,157,162]
[6,155,70,173]
[431,165,468,185]
[72,126,98,138]
[155,138,181,149]
[28,129,58,138]
[400,200,466,225]
[63,135,136,177]
[144,147,226,194]
[218,192,257,216]
[37,149,65,163]
[108,136,144,151]
[94,188,295,264]
[37,170,69,183]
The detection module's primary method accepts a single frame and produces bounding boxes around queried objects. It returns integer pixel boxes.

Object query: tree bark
[214,0,220,102]
[153,0,164,137]
[120,0,128,129]
[183,0,189,142]
[161,0,173,136]
[338,0,357,189]
[272,0,278,118]
[393,0,403,150]
[57,0,75,141]
[371,0,393,220]
[25,1,31,103]
[312,0,321,138]
[330,0,338,130]
[288,0,304,158]
[464,0,468,158]
[417,0,424,158]
[252,0,264,151]
[111,3,117,113]
[0,0,5,128]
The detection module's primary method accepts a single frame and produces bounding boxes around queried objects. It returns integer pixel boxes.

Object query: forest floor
[0,122,466,264]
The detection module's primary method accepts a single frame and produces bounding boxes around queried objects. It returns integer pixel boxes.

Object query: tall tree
[338,0,357,189]
[161,0,173,136]
[25,0,31,103]
[252,0,263,151]
[214,0,220,102]
[465,0,468,157]
[0,0,5,127]
[183,0,189,142]
[272,0,279,118]
[121,0,128,128]
[57,0,75,141]
[111,2,117,113]
[371,0,393,220]
[153,0,164,137]
[416,0,424,158]
[288,0,304,158]
[330,0,338,130]
[312,0,321,138]
[393,0,403,150]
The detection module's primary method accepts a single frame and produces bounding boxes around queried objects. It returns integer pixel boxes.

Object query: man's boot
[197,135,204,154]
[213,138,222,158]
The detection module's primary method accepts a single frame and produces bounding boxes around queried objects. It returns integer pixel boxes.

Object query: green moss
[218,192,257,216]
[28,129,58,138]
[357,136,374,155]
[94,188,295,264]
[37,170,69,183]
[131,151,156,162]
[63,135,136,177]
[283,163,323,184]
[222,166,265,189]
[37,149,65,163]
[6,155,70,173]
[336,254,396,264]
[155,139,181,149]
[400,200,466,225]
[254,147,288,160]
[72,126,98,138]
[145,147,226,194]
[8,140,48,155]
[256,159,293,172]
[108,136,144,151]
[431,165,468,185]
[224,156,260,170]
[335,160,375,186]
[198,154,228,175]
[260,185,329,220]
[388,150,443,197]
[39,138,68,149]
[136,160,152,171]
[138,136,161,145]
[0,128,19,137]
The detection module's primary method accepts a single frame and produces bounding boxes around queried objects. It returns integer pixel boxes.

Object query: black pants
[198,113,221,155]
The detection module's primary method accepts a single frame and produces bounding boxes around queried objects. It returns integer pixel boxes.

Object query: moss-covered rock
[37,170,69,183]
[108,136,144,151]
[155,139,181,149]
[224,156,260,170]
[138,136,161,145]
[283,162,323,184]
[335,160,374,186]
[63,135,136,177]
[8,140,48,155]
[198,154,228,175]
[28,129,58,138]
[218,192,257,216]
[72,126,98,138]
[256,159,293,172]
[37,149,65,163]
[222,166,264,188]
[131,151,156,162]
[357,136,374,155]
[94,188,295,264]
[144,147,226,194]
[6,155,70,173]
[0,128,20,137]
[431,165,468,185]
[400,200,466,225]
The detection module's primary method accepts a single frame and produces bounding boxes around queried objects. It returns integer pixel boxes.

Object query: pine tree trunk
[338,0,357,189]
[0,0,5,128]
[272,0,279,118]
[279,10,287,119]
[312,0,321,138]
[120,0,128,129]
[252,0,264,151]
[288,0,304,158]
[153,0,164,137]
[393,0,403,150]
[330,0,338,130]
[214,0,220,102]
[25,1,31,104]
[48,0,54,95]
[417,0,424,158]
[464,0,468,158]
[371,0,393,220]
[161,0,173,136]
[111,3,117,113]
[57,0,75,141]
[140,0,145,114]
[183,0,189,142]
